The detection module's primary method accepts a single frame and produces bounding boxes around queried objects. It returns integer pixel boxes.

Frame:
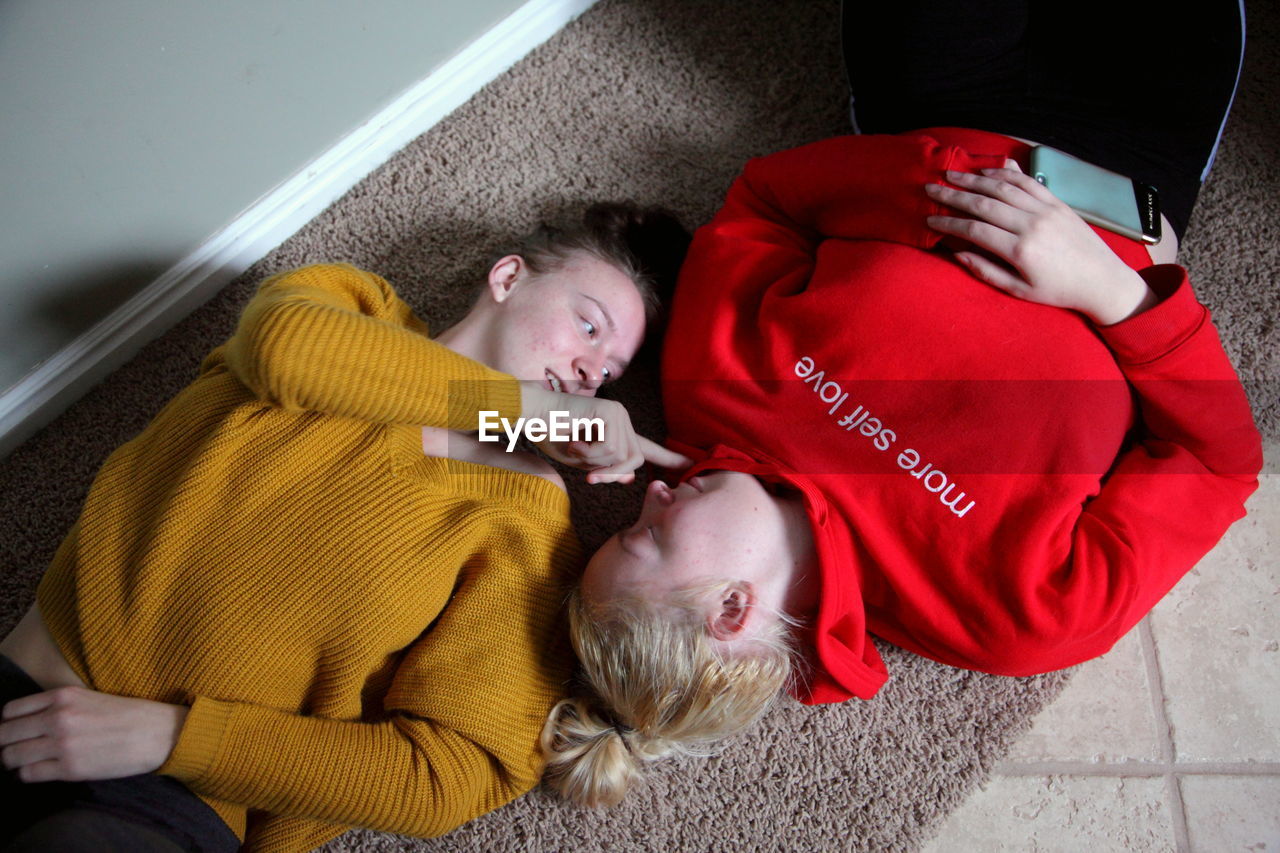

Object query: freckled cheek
[669,526,717,570]
[514,326,565,363]
[542,328,579,357]
[527,340,554,359]
[672,546,703,569]
[513,326,559,360]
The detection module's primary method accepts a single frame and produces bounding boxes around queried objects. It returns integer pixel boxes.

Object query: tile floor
[921,441,1279,853]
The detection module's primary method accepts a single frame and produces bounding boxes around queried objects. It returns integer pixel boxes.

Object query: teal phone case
[1029,146,1151,242]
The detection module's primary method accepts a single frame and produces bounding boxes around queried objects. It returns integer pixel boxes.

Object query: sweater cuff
[481,376,523,423]
[158,695,234,783]
[921,148,1009,250]
[1093,265,1206,365]
[444,375,522,430]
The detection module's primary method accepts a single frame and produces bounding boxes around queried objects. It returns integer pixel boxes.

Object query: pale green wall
[0,0,527,393]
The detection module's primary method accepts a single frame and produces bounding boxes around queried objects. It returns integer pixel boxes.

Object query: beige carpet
[2,1,1276,851]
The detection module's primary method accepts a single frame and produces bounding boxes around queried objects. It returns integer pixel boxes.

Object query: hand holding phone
[924,164,1157,325]
[1029,146,1162,244]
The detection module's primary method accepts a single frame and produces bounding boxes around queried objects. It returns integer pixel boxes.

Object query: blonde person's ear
[707,582,756,642]
[487,255,526,303]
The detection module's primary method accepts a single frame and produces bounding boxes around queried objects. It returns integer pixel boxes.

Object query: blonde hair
[540,583,800,807]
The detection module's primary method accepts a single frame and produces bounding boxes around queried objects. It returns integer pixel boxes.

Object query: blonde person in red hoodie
[541,1,1262,806]
[0,203,691,852]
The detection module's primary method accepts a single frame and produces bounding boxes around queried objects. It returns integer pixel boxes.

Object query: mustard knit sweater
[36,264,581,852]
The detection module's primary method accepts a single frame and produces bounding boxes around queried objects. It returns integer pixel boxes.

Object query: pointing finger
[638,437,692,472]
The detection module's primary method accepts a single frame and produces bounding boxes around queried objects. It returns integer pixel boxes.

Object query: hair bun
[540,697,640,807]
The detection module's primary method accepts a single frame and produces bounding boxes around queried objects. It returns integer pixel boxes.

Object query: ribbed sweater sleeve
[221,263,520,428]
[978,265,1264,674]
[161,702,507,839]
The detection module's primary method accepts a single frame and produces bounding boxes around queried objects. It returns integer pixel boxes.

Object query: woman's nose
[573,353,605,392]
[630,479,679,534]
[644,479,675,508]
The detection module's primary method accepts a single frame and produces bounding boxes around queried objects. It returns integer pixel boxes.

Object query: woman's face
[482,251,647,396]
[581,471,783,605]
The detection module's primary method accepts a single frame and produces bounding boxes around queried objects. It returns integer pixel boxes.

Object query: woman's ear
[487,255,527,303]
[707,583,756,642]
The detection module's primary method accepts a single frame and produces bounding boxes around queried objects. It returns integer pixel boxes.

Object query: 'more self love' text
[795,356,977,519]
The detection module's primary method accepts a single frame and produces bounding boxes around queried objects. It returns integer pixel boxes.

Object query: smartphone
[1029,145,1161,244]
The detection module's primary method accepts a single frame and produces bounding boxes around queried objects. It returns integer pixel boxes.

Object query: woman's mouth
[545,369,564,393]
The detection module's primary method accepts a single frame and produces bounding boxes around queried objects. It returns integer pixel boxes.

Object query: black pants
[0,655,239,853]
[840,0,1246,241]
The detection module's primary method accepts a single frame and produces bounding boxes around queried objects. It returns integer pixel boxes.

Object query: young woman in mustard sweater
[0,204,690,852]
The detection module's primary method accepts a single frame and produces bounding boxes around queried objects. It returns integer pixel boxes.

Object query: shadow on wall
[32,263,168,335]
[7,260,167,387]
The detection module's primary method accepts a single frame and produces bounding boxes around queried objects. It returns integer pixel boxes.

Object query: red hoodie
[661,128,1263,704]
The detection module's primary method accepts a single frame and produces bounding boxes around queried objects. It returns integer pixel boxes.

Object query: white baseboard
[0,0,598,459]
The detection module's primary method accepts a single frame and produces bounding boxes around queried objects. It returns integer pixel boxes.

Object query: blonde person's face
[580,471,780,605]
[486,251,646,396]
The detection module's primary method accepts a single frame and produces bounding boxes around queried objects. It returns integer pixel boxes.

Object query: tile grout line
[1139,615,1192,853]
[995,762,1280,777]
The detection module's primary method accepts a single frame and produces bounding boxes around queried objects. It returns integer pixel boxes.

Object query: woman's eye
[601,366,612,383]
[581,318,597,337]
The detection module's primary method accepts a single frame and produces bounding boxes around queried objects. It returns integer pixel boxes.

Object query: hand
[1,686,187,782]
[924,162,1159,325]
[518,382,691,484]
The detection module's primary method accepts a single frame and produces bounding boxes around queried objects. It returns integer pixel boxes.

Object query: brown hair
[540,583,800,807]
[491,202,691,327]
